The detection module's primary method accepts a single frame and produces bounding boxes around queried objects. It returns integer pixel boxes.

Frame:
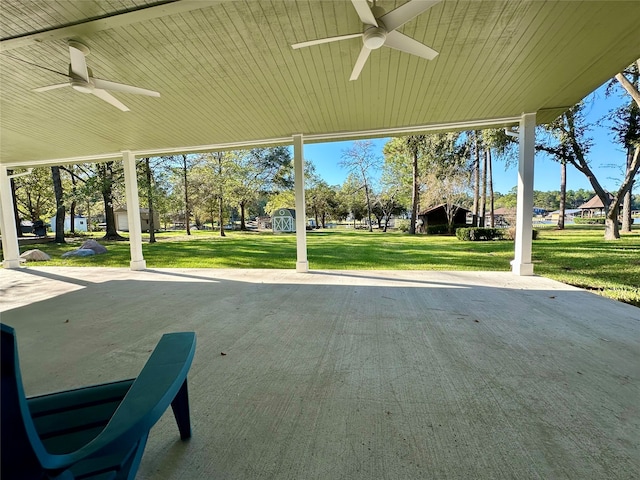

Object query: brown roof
[492,207,516,216]
[578,193,614,209]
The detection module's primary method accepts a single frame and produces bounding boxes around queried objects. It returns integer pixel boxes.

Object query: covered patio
[1,1,640,478]
[1,266,638,478]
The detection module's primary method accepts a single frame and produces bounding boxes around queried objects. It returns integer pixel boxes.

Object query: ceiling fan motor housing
[363,26,387,49]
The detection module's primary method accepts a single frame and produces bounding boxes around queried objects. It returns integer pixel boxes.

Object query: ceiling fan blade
[292,33,362,49]
[384,30,438,61]
[93,78,160,97]
[33,83,70,92]
[351,0,378,26]
[380,0,442,31]
[69,44,89,82]
[350,45,372,81]
[92,89,130,112]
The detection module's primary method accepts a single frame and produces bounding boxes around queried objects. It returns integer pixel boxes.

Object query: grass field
[15,225,640,306]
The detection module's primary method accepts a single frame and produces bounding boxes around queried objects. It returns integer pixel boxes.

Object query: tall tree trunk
[479,149,487,227]
[621,147,634,232]
[9,171,23,237]
[472,132,480,226]
[70,173,77,234]
[605,203,620,240]
[218,197,226,237]
[51,166,66,243]
[182,155,191,235]
[488,148,495,228]
[240,201,246,230]
[558,161,567,230]
[145,158,156,243]
[410,147,419,234]
[99,162,125,241]
[365,182,373,232]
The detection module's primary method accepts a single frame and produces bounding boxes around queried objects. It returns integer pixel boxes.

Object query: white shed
[49,215,88,233]
[271,208,296,233]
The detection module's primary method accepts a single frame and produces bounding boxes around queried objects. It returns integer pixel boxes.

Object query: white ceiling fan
[292,0,441,81]
[33,40,160,112]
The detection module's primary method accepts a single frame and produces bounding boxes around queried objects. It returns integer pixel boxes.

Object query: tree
[609,60,640,232]
[50,167,65,243]
[340,140,380,232]
[383,136,427,234]
[11,167,54,224]
[548,100,639,240]
[233,147,293,230]
[142,158,157,243]
[265,191,295,215]
[420,133,471,233]
[96,161,126,241]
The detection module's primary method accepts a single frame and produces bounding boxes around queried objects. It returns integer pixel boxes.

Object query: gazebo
[1,1,638,277]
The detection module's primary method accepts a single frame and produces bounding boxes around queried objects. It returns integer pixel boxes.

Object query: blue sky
[303,82,629,195]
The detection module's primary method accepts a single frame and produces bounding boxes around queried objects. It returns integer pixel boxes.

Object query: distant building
[271,208,296,233]
[114,207,159,232]
[418,205,470,232]
[578,193,617,217]
[547,209,580,222]
[49,215,88,233]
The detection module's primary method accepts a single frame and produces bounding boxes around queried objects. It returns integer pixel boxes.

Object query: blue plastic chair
[1,323,196,479]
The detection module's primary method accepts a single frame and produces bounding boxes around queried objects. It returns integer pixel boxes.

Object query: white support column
[122,151,146,271]
[0,166,22,268]
[293,134,309,273]
[511,113,536,276]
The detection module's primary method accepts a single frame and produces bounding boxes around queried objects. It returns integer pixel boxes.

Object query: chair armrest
[40,332,196,472]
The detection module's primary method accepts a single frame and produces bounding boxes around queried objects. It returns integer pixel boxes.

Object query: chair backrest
[1,324,47,479]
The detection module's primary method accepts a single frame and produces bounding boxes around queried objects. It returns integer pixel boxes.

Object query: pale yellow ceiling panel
[1,0,639,166]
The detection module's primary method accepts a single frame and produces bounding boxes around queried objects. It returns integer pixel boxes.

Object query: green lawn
[16,225,640,306]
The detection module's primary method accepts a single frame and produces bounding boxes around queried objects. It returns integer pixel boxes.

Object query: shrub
[574,217,605,225]
[395,219,410,232]
[455,227,503,241]
[503,227,539,240]
[426,224,466,235]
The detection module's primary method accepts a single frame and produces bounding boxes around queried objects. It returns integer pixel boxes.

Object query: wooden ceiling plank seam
[282,0,316,132]
[162,11,252,141]
[245,1,303,134]
[474,1,605,121]
[435,2,513,124]
[528,2,640,114]
[387,1,441,129]
[264,2,309,130]
[413,0,467,124]
[477,1,581,117]
[462,0,557,121]
[439,0,512,125]
[215,2,284,136]
[194,10,260,137]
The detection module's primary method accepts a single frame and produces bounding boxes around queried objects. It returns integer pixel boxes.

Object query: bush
[574,217,605,225]
[503,227,539,240]
[395,219,410,232]
[426,224,466,235]
[455,227,503,241]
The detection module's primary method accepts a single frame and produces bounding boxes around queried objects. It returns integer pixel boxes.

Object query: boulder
[19,249,51,261]
[62,248,96,258]
[80,239,108,254]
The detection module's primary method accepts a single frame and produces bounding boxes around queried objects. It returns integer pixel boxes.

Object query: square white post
[0,166,22,268]
[293,134,309,272]
[511,113,536,276]
[122,151,146,271]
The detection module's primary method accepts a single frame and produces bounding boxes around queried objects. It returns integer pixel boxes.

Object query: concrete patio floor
[0,267,638,479]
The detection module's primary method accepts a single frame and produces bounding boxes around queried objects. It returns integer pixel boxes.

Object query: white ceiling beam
[0,115,525,169]
[0,1,219,52]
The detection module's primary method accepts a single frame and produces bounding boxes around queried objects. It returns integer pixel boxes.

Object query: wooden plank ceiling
[1,0,639,166]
